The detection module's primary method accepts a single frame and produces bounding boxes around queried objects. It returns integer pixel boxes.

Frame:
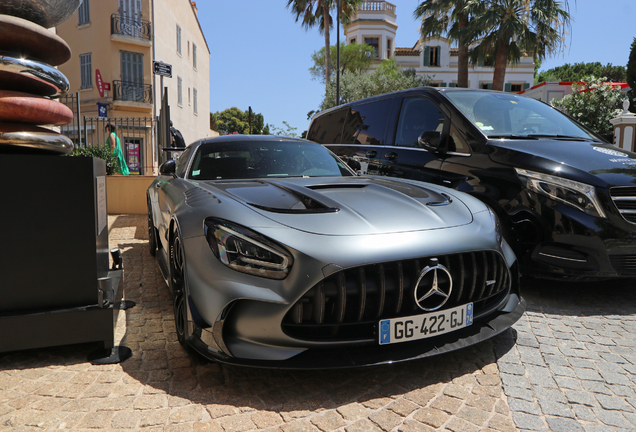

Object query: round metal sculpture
[0,0,83,29]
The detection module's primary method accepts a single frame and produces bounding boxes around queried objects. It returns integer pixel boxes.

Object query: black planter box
[0,154,122,353]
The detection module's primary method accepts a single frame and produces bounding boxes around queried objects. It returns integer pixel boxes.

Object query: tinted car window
[175,145,194,178]
[445,91,597,140]
[308,107,347,144]
[394,97,446,147]
[342,98,392,145]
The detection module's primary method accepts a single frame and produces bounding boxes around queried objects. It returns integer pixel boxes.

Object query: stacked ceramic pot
[0,0,83,154]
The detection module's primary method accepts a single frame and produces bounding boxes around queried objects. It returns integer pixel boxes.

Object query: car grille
[610,255,636,274]
[609,187,636,224]
[282,251,511,341]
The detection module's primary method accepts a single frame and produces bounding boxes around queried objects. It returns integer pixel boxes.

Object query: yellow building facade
[57,0,211,175]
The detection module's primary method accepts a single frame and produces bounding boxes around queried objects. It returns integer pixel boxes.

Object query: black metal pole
[336,0,340,106]
[249,106,252,134]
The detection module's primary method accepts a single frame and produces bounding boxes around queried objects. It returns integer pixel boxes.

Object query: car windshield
[444,91,599,141]
[188,140,354,180]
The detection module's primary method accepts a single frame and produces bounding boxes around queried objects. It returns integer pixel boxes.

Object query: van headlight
[204,218,293,279]
[515,168,606,218]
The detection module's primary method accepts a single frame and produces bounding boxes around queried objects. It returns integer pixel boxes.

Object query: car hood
[199,177,475,235]
[489,139,636,187]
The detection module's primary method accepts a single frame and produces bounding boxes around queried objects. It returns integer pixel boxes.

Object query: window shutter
[424,46,430,67]
[504,83,511,92]
[487,83,493,90]
[523,83,530,90]
[449,83,456,88]
[478,58,484,67]
[436,45,441,66]
[440,82,447,87]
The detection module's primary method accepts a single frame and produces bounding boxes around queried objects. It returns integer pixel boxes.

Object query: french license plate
[379,303,473,345]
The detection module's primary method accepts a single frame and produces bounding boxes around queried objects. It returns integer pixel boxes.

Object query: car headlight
[204,218,293,280]
[515,168,606,218]
[488,207,503,245]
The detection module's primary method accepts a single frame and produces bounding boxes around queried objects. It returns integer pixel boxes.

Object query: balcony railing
[111,14,152,41]
[359,1,395,13]
[113,80,153,104]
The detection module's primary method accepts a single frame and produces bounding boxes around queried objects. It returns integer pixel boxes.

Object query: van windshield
[444,91,600,141]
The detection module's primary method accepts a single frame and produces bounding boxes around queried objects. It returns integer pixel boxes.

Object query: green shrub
[68,144,118,175]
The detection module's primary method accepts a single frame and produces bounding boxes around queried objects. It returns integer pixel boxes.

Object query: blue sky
[198,0,635,135]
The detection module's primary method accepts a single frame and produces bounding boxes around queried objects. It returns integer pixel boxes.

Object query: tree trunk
[323,2,331,87]
[457,12,469,88]
[492,38,509,91]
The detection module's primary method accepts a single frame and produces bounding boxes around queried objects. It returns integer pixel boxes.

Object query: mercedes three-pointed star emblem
[414,259,453,311]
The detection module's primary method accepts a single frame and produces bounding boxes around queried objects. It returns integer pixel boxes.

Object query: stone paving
[0,214,635,431]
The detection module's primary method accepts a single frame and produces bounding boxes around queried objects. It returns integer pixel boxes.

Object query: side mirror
[343,157,361,171]
[159,159,176,175]
[418,131,441,151]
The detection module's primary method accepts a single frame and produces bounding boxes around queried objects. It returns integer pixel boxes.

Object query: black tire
[147,198,157,257]
[174,290,188,347]
[170,231,189,347]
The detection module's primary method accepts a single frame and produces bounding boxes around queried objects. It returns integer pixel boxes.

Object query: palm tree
[466,0,571,91]
[414,0,482,88]
[287,0,364,92]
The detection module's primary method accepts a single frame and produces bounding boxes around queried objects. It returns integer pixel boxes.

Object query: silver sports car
[147,135,525,368]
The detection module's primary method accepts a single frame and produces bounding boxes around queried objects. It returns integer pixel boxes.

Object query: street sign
[153,61,172,78]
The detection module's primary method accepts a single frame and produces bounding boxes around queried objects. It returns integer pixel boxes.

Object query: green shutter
[487,83,493,90]
[478,58,484,67]
[504,83,511,92]
[424,46,430,66]
[440,82,447,87]
[523,83,530,90]
[436,45,441,66]
[449,83,456,87]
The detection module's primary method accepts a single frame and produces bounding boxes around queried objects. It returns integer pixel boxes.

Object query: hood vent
[185,188,220,207]
[307,184,368,190]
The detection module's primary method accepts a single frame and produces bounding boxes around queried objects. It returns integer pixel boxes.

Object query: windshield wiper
[527,134,600,142]
[487,134,538,139]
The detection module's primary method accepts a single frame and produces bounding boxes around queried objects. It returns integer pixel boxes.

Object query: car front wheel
[170,230,189,347]
[147,197,157,256]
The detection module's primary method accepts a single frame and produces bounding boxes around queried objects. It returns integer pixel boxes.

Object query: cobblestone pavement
[500,278,636,432]
[0,215,635,431]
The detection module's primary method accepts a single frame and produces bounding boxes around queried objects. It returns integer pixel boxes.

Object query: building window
[193,44,197,70]
[424,46,440,67]
[193,88,198,114]
[350,37,356,44]
[387,38,392,59]
[80,53,92,89]
[481,82,493,90]
[176,25,182,55]
[188,87,191,105]
[78,0,90,25]
[510,84,522,92]
[177,76,183,106]
[364,37,379,58]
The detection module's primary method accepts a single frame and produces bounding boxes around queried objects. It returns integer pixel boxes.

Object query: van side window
[308,108,348,144]
[448,124,471,155]
[395,97,445,147]
[342,99,392,145]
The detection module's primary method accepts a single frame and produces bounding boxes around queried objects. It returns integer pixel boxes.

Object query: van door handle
[385,151,398,161]
[366,150,377,158]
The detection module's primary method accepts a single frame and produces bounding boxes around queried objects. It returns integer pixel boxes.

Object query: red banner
[96,69,104,97]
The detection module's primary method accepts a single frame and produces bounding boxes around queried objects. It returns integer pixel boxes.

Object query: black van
[308,87,636,280]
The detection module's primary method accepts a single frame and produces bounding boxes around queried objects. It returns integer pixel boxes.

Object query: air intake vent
[282,251,511,341]
[610,186,636,224]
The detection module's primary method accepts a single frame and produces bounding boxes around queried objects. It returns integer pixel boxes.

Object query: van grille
[282,251,511,341]
[610,187,636,224]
